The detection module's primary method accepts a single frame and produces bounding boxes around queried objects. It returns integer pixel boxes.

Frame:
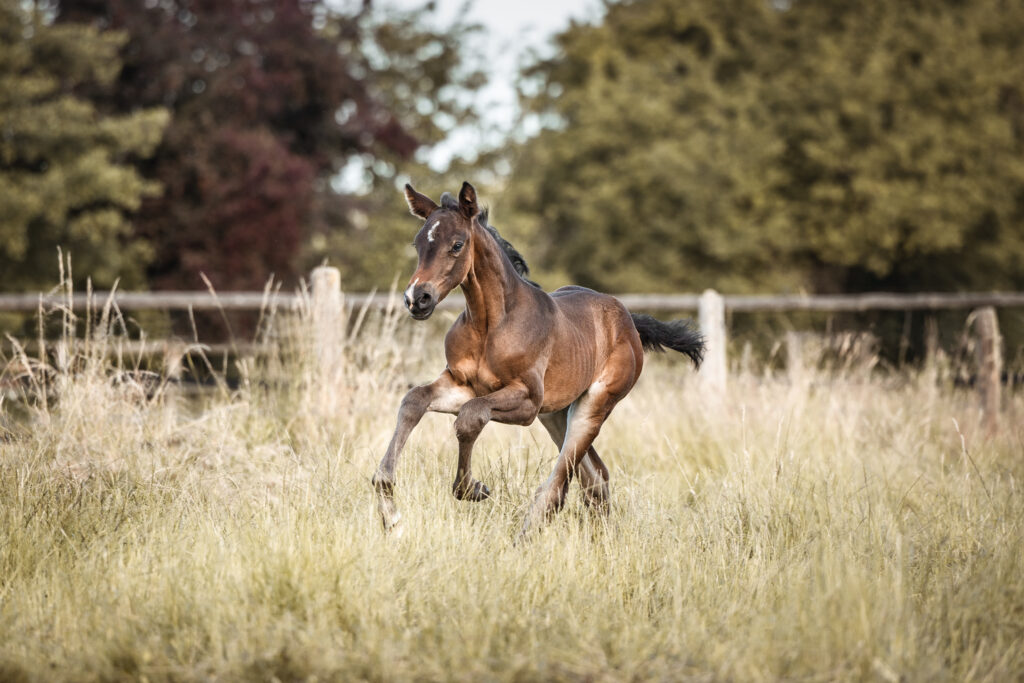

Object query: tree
[59,0,485,292]
[506,0,798,293]
[504,0,1024,296]
[297,2,490,291]
[772,0,1024,293]
[0,0,168,292]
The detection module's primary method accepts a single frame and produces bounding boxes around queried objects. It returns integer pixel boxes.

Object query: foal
[372,182,703,536]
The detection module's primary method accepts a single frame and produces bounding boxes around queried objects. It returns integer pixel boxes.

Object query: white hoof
[384,511,403,537]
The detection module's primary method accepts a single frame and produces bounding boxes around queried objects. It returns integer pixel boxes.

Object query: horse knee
[454,401,490,441]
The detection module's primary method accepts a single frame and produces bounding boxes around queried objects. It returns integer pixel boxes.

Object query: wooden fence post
[699,289,727,395]
[162,340,186,381]
[924,315,940,366]
[785,331,804,384]
[310,266,344,409]
[311,265,342,343]
[972,306,1002,434]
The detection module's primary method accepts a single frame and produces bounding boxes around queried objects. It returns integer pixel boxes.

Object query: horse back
[550,286,634,335]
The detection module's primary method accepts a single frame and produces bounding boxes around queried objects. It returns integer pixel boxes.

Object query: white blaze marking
[404,277,419,306]
[427,221,440,242]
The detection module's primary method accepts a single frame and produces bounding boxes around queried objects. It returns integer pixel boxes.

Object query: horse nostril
[417,291,432,306]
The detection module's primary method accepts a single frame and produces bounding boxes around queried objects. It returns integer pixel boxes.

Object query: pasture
[1,301,1022,682]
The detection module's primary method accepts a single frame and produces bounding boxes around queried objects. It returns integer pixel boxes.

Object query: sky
[329,0,605,170]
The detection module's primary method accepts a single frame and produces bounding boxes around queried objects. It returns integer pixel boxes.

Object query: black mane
[440,191,540,288]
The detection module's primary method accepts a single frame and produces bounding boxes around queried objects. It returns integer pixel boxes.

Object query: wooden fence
[2,287,1023,314]
[1,267,1020,430]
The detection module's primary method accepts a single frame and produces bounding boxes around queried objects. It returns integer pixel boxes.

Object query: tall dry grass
[1,283,1022,681]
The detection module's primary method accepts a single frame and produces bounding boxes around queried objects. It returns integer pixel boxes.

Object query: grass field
[1,299,1022,682]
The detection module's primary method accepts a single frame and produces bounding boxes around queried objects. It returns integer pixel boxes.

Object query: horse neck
[461,221,522,330]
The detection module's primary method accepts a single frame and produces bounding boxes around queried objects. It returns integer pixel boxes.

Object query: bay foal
[373,182,703,536]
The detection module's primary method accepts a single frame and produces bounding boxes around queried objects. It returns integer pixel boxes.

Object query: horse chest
[445,320,515,394]
[447,332,521,397]
[449,355,501,394]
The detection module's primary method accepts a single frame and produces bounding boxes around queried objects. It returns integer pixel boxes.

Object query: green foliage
[58,0,487,293]
[775,0,1024,292]
[505,0,1024,295]
[0,2,168,291]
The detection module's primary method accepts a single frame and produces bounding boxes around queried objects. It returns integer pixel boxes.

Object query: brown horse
[372,182,703,537]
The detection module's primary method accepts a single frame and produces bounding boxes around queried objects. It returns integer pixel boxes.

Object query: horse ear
[458,181,479,219]
[404,184,438,219]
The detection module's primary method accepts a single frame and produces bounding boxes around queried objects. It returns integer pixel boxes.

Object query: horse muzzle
[404,282,437,320]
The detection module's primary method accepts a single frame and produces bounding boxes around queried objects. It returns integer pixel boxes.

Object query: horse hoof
[382,511,403,536]
[453,480,491,502]
[472,482,491,501]
[516,519,540,545]
[582,489,610,515]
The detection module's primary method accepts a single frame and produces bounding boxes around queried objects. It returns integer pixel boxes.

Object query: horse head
[402,181,480,320]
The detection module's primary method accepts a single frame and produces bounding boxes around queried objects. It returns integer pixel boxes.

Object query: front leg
[373,371,474,534]
[452,380,541,502]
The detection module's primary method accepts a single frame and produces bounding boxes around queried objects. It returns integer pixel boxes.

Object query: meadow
[1,294,1022,682]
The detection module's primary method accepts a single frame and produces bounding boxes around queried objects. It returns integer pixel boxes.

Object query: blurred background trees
[1,0,1023,305]
[0,0,167,291]
[503,0,1024,296]
[54,0,483,291]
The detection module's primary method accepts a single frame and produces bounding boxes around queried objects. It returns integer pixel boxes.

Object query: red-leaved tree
[59,0,464,291]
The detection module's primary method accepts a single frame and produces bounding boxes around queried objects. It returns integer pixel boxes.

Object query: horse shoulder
[444,314,482,385]
[469,290,550,386]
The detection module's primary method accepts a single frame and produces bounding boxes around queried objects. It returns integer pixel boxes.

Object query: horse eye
[452,241,464,253]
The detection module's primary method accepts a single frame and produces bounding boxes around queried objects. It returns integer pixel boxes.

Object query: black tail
[630,313,705,368]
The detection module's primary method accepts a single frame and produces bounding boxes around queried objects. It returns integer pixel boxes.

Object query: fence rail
[1,272,1017,432]
[2,290,1023,313]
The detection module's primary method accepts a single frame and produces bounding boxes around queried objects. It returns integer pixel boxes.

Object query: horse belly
[539,291,632,412]
[540,338,598,412]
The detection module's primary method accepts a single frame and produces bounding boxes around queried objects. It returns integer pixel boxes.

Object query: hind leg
[523,391,617,536]
[522,337,641,538]
[576,447,610,514]
[537,410,573,504]
[538,410,610,512]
